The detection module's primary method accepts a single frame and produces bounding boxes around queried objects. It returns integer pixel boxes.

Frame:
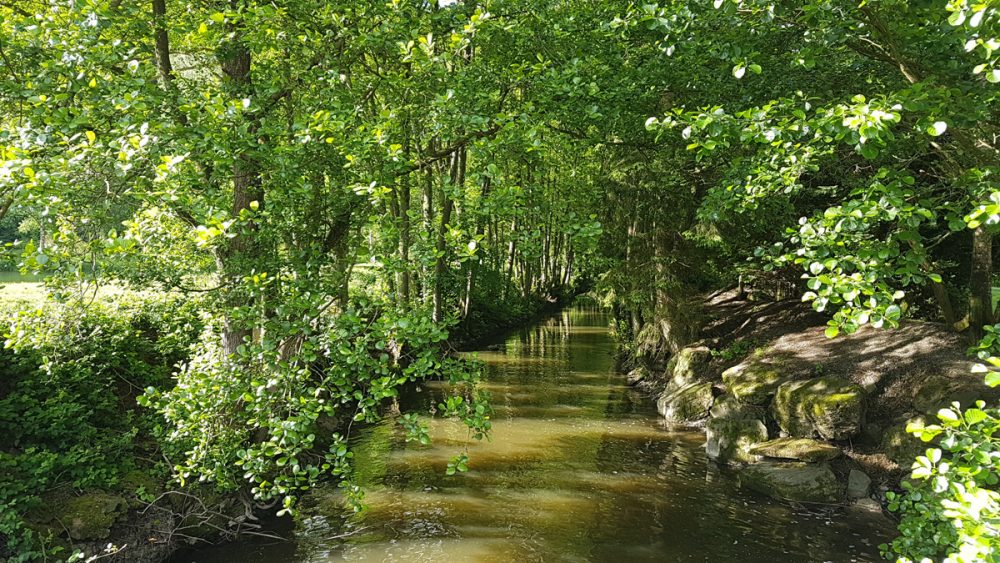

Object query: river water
[173,308,892,562]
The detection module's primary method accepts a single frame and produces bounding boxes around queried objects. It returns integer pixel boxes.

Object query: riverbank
[0,284,582,562]
[630,288,998,509]
[168,308,893,562]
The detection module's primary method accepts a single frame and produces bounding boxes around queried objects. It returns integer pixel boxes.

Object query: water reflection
[173,308,892,563]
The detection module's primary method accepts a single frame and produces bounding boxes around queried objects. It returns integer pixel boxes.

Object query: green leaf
[964,408,988,425]
[985,371,1000,388]
[885,304,902,321]
[937,408,959,422]
[927,121,947,136]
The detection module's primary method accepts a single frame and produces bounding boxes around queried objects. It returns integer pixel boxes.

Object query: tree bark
[217,2,263,357]
[151,0,173,85]
[461,175,490,319]
[432,149,462,323]
[970,226,994,342]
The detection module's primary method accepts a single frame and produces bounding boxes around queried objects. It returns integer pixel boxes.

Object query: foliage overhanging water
[173,308,893,562]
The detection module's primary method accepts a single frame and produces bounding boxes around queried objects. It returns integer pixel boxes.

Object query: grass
[0,272,136,308]
[0,272,46,307]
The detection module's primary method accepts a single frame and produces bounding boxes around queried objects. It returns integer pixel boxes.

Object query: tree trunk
[432,149,463,323]
[461,175,489,319]
[970,226,994,342]
[151,0,173,85]
[398,176,412,308]
[218,4,263,358]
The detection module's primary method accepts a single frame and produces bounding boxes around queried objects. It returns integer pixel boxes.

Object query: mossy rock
[709,394,764,420]
[739,462,843,503]
[626,366,650,386]
[657,382,714,423]
[670,345,712,388]
[56,493,127,540]
[119,469,166,508]
[772,377,864,440]
[881,416,929,466]
[748,438,841,462]
[721,361,790,405]
[911,375,986,415]
[706,415,768,464]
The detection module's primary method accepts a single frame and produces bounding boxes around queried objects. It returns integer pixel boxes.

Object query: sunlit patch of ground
[0,281,46,306]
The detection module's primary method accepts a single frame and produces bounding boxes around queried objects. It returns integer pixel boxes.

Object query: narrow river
[174,308,892,562]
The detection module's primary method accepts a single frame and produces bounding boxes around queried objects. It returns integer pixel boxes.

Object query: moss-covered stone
[670,345,712,388]
[911,375,985,415]
[61,493,127,540]
[708,394,763,420]
[22,489,126,545]
[119,469,166,508]
[772,377,864,440]
[657,382,714,423]
[721,361,790,405]
[748,437,841,462]
[706,415,769,464]
[881,417,929,466]
[739,462,843,503]
[626,366,650,386]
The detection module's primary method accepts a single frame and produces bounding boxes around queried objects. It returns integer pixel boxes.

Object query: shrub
[0,293,203,560]
[883,324,1000,563]
[141,298,490,515]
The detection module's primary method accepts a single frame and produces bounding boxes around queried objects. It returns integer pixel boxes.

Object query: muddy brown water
[171,308,893,562]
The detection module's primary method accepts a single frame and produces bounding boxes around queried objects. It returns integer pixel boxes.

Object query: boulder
[747,437,841,462]
[847,469,872,500]
[626,366,650,386]
[911,375,985,415]
[881,417,928,466]
[739,462,842,503]
[670,345,712,388]
[657,382,714,423]
[708,394,764,420]
[772,377,864,440]
[62,493,127,540]
[721,361,790,405]
[706,415,768,464]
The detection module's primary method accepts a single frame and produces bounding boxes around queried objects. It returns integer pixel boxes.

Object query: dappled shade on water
[173,309,892,563]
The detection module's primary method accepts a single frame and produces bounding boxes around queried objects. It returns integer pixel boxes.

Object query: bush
[141,297,490,515]
[0,293,204,560]
[883,325,1000,563]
